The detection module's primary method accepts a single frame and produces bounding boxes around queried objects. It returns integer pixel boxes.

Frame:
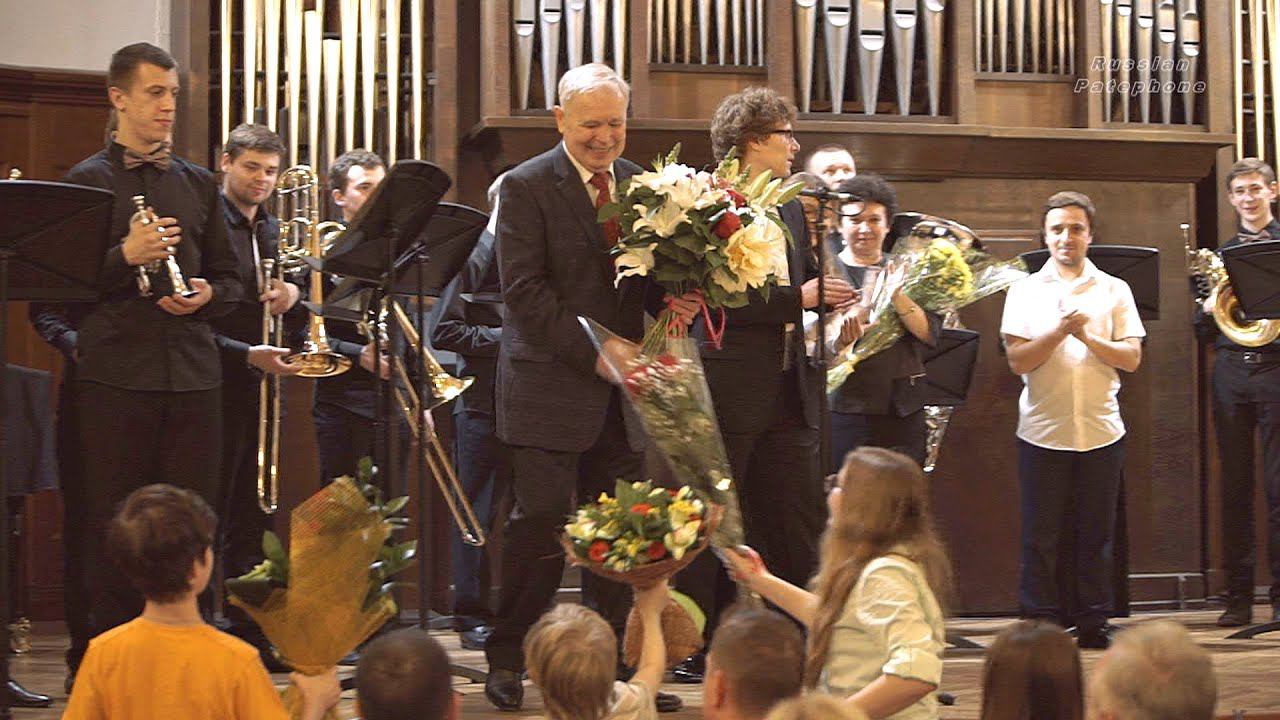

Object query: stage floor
[9,607,1279,718]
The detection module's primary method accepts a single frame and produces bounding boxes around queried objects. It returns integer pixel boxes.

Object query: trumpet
[361,297,486,546]
[129,195,198,298]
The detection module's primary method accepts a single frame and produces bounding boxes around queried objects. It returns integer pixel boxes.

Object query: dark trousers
[451,410,509,624]
[313,401,409,491]
[829,408,928,470]
[74,381,222,663]
[485,392,641,672]
[675,386,824,640]
[1017,437,1124,632]
[57,374,91,671]
[1212,355,1280,604]
[218,383,274,641]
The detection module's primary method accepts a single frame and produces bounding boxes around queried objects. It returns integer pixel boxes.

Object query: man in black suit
[483,63,696,711]
[674,86,856,683]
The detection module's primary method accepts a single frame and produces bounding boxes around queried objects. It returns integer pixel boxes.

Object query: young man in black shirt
[212,123,305,668]
[63,42,241,685]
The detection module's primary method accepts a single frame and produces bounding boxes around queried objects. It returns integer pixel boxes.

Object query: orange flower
[589,540,610,562]
[647,542,667,560]
[630,503,653,515]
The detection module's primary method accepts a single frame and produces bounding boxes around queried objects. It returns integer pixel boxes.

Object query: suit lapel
[552,145,608,246]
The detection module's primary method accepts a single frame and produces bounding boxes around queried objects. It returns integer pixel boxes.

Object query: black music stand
[1222,240,1280,322]
[1216,240,1280,640]
[0,180,114,716]
[920,328,981,408]
[1018,245,1161,321]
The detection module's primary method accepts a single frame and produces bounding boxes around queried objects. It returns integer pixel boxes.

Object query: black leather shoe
[1216,602,1253,627]
[5,679,51,708]
[460,625,494,651]
[656,691,683,713]
[1077,623,1118,650]
[485,668,524,711]
[671,652,705,684]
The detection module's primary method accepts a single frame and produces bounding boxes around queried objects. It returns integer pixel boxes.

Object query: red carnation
[647,542,667,560]
[588,540,610,562]
[714,211,743,239]
[630,503,653,515]
[655,354,680,367]
[726,189,747,208]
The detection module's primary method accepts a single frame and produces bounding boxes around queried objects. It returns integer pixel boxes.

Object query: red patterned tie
[589,171,621,247]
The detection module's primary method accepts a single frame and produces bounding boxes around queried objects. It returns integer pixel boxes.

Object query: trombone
[362,297,487,546]
[256,165,353,514]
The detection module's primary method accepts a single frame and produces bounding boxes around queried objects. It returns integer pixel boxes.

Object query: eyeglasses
[766,128,796,142]
[1230,184,1273,199]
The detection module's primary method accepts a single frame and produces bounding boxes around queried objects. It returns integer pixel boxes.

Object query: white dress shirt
[1000,259,1146,452]
[563,141,615,204]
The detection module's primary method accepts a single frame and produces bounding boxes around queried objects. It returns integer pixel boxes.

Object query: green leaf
[262,531,287,569]
[382,496,409,517]
[773,180,805,206]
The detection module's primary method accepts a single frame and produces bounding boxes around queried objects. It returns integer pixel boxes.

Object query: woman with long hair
[721,447,952,720]
[979,620,1083,720]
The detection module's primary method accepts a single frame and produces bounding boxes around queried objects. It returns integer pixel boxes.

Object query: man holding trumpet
[212,123,305,670]
[58,42,241,689]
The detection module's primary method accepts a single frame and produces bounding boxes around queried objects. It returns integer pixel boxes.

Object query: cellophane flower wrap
[585,146,803,547]
[226,467,417,720]
[561,480,720,666]
[826,233,1028,394]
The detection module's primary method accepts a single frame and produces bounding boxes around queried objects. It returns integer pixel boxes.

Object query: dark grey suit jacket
[495,144,650,452]
[697,200,822,435]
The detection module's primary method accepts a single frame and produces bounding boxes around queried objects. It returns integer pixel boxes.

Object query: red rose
[655,354,680,367]
[588,540,610,562]
[630,503,652,515]
[623,374,645,397]
[714,211,743,239]
[726,189,747,208]
[667,488,679,497]
[647,542,667,560]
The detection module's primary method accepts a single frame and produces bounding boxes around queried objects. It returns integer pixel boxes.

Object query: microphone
[798,187,861,203]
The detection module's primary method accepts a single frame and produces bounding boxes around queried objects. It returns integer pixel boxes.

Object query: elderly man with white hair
[481,63,697,712]
[1089,621,1217,720]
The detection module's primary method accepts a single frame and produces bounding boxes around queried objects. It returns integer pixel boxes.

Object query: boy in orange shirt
[63,484,340,720]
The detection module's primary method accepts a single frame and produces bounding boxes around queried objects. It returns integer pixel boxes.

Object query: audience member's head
[525,603,617,720]
[804,144,857,189]
[761,694,870,720]
[107,484,217,603]
[806,448,952,688]
[980,620,1083,720]
[703,606,804,720]
[356,629,457,720]
[1089,621,1216,720]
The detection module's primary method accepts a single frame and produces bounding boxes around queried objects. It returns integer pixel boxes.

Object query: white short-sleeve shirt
[1000,259,1146,452]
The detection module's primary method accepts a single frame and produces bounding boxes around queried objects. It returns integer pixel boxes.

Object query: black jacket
[64,141,242,392]
[431,228,501,416]
[696,200,822,434]
[827,259,941,416]
[211,196,308,390]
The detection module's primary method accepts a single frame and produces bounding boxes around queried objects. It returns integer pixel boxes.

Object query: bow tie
[122,143,173,172]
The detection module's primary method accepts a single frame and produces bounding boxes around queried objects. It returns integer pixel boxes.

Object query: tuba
[360,297,486,546]
[1186,224,1280,348]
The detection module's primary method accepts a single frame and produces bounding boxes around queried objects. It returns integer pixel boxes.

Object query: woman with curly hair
[721,447,952,720]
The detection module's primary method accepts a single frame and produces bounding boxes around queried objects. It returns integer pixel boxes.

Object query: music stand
[1222,240,1280,321]
[920,328,980,407]
[0,180,114,716]
[1018,245,1161,321]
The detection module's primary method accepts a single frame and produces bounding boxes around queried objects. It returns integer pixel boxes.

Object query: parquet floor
[10,608,1278,718]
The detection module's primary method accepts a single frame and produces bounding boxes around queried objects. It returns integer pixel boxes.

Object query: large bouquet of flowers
[227,461,416,720]
[561,480,720,666]
[826,218,1028,393]
[584,146,803,548]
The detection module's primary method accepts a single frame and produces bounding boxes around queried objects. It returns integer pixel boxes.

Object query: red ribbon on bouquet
[663,293,726,349]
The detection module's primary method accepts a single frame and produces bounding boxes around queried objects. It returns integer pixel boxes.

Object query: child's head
[524,603,617,720]
[107,484,216,602]
[704,606,804,720]
[356,628,457,720]
[980,620,1083,720]
[762,694,870,720]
